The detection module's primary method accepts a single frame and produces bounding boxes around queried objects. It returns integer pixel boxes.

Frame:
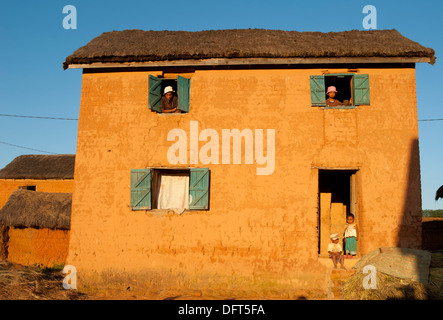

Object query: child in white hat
[328,233,345,269]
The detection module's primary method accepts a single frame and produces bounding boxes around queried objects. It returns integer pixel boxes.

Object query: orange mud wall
[0,179,74,209]
[67,67,422,296]
[7,227,70,267]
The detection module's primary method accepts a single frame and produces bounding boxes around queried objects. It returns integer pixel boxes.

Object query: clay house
[0,154,75,266]
[63,29,435,296]
[0,189,71,267]
[0,154,75,208]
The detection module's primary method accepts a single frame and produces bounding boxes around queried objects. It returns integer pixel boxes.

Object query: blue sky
[0,0,442,209]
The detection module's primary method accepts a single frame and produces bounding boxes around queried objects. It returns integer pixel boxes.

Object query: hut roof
[436,185,443,201]
[63,29,436,69]
[0,189,71,230]
[0,154,75,180]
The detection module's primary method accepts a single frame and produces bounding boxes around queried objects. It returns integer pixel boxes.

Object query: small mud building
[0,154,75,208]
[0,189,71,267]
[64,29,435,296]
[0,154,75,266]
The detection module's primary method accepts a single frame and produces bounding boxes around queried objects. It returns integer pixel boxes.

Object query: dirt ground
[0,259,322,300]
[2,257,440,300]
[0,260,87,300]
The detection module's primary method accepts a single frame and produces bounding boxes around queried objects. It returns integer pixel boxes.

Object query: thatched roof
[0,155,75,180]
[436,185,443,201]
[0,189,71,230]
[63,29,436,69]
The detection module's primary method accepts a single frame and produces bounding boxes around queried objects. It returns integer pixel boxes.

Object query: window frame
[130,167,210,212]
[148,75,191,114]
[310,73,370,108]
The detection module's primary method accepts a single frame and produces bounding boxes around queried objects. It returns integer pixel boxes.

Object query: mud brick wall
[0,179,74,209]
[67,67,422,296]
[7,227,70,268]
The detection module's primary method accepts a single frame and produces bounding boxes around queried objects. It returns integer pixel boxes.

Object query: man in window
[161,86,180,113]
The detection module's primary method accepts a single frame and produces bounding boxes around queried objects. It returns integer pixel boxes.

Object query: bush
[423,210,443,218]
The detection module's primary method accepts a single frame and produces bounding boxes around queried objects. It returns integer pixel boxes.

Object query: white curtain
[157,174,189,211]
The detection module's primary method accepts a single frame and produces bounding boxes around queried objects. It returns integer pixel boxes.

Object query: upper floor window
[148,75,191,113]
[310,74,370,107]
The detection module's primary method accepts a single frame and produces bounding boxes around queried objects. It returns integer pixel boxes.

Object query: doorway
[318,169,358,255]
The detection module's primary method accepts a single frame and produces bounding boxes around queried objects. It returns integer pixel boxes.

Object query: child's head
[347,214,355,224]
[330,233,339,243]
[326,86,337,99]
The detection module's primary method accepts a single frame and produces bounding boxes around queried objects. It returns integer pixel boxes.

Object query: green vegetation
[423,209,443,218]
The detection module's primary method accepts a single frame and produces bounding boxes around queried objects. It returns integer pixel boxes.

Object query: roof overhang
[66,56,435,69]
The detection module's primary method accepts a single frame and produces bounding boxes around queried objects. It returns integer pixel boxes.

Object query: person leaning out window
[160,86,181,113]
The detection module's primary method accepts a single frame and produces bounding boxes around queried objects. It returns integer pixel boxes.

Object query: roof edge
[66,56,434,70]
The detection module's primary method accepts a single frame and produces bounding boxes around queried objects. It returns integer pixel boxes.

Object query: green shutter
[353,74,370,105]
[148,75,162,112]
[310,75,326,106]
[189,168,209,210]
[131,169,152,210]
[177,75,190,113]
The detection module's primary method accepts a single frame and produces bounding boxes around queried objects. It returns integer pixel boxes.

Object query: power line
[0,113,441,122]
[0,140,58,154]
[0,114,78,120]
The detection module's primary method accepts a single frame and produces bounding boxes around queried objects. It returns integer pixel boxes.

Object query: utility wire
[0,140,58,154]
[1,113,441,122]
[0,114,78,120]
[0,113,75,155]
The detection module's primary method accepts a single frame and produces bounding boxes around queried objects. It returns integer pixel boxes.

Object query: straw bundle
[342,253,443,300]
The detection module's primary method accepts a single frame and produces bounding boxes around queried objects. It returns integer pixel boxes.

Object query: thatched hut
[436,185,443,201]
[0,189,71,267]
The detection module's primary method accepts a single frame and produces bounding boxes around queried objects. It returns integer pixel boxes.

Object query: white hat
[330,233,339,240]
[163,86,175,95]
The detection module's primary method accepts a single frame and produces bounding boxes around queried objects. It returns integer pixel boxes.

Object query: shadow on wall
[389,138,437,298]
[397,138,422,249]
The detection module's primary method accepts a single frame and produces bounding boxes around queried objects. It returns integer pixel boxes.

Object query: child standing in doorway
[344,214,358,257]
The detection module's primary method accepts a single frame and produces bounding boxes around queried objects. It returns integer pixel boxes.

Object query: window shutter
[148,75,162,112]
[310,75,326,106]
[189,168,209,210]
[353,74,370,105]
[131,169,152,210]
[177,75,190,113]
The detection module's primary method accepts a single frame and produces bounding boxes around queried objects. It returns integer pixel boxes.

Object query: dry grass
[0,260,86,300]
[342,253,443,300]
